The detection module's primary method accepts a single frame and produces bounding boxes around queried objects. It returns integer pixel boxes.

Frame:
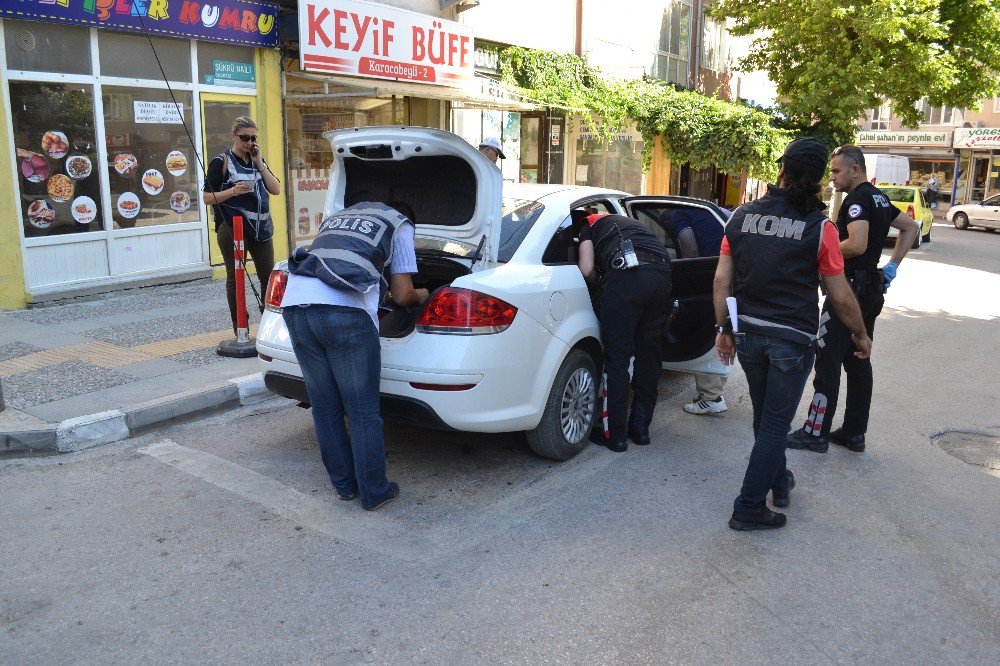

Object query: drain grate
[932,431,1000,470]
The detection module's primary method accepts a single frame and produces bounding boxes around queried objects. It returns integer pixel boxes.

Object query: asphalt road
[2,223,999,664]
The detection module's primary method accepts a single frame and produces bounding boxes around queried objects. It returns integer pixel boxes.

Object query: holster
[847,269,883,297]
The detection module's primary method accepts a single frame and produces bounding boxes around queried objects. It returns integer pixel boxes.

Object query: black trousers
[217,223,275,333]
[599,264,671,442]
[803,288,883,437]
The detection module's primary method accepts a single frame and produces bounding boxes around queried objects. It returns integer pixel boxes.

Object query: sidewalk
[0,278,274,454]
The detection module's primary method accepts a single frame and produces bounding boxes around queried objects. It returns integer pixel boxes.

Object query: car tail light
[906,205,915,219]
[416,287,517,335]
[265,269,287,312]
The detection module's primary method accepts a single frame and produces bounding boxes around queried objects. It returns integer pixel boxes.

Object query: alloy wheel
[559,367,596,443]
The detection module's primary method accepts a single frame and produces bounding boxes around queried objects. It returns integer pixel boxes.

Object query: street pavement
[1,223,999,663]
[0,277,269,452]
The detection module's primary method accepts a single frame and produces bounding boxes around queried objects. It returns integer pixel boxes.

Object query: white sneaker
[684,395,727,415]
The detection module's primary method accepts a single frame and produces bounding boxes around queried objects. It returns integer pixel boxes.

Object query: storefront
[857,130,955,202]
[952,127,1000,205]
[287,0,537,248]
[565,117,646,194]
[0,0,284,309]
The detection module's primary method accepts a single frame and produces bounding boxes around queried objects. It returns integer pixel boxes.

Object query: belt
[636,251,669,265]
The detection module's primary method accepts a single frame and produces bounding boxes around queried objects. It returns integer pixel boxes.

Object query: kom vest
[726,186,827,345]
[288,202,409,294]
[589,214,670,275]
[218,149,273,242]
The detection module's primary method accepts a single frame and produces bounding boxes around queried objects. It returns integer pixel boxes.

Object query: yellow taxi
[878,185,934,249]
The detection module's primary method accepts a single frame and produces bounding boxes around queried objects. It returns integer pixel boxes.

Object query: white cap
[478,137,506,159]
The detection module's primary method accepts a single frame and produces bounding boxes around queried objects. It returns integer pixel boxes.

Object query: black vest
[726,186,827,345]
[589,214,669,275]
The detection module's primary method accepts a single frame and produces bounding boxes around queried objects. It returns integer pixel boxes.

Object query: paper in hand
[726,296,739,333]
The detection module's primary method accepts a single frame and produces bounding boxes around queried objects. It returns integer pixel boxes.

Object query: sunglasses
[237,134,258,143]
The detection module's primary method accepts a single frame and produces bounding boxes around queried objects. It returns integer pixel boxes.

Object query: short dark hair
[386,201,415,222]
[831,145,867,174]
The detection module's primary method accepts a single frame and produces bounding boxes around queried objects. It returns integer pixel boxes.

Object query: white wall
[456,0,578,53]
[381,0,446,17]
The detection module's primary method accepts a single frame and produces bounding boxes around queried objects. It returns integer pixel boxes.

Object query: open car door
[621,195,732,376]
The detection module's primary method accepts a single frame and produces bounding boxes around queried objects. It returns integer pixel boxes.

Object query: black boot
[627,403,651,446]
[830,428,866,452]
[786,429,828,453]
[729,506,787,531]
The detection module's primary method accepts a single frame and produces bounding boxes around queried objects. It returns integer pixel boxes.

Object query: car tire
[953,213,969,230]
[526,349,597,461]
[922,227,931,243]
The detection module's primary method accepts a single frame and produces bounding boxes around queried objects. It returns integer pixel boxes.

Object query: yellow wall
[643,136,672,195]
[257,48,288,271]
[0,97,28,310]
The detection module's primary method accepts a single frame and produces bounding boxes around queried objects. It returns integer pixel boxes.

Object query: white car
[256,127,729,460]
[947,194,1000,231]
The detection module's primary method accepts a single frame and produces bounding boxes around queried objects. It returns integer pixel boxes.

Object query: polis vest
[726,187,827,345]
[219,150,273,242]
[589,214,669,275]
[288,202,409,294]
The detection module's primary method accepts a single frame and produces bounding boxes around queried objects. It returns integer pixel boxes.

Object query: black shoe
[830,428,866,452]
[771,471,796,508]
[729,506,787,531]
[786,429,829,453]
[337,489,359,501]
[627,429,651,446]
[590,430,628,452]
[362,482,399,511]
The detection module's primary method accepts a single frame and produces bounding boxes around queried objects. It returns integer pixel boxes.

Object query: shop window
[4,20,91,75]
[98,32,191,82]
[197,43,256,88]
[10,82,103,238]
[101,86,198,229]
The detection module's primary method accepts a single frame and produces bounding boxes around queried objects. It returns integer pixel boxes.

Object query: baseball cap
[779,137,829,181]
[478,137,506,160]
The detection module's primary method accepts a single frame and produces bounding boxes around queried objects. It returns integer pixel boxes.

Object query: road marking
[138,439,438,562]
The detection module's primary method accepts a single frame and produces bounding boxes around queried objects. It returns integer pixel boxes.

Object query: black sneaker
[362,482,400,511]
[729,506,787,531]
[830,428,866,452]
[786,429,829,453]
[771,471,796,508]
[337,489,359,501]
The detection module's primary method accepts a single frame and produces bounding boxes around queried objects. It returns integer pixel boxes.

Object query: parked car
[947,193,1000,231]
[256,126,729,461]
[878,185,934,248]
[865,154,910,186]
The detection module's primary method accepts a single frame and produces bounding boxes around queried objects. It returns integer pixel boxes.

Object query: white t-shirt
[281,222,418,330]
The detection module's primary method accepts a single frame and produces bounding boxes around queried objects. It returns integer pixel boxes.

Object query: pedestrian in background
[787,145,918,455]
[578,212,672,451]
[202,116,281,333]
[281,201,428,511]
[714,138,872,531]
[478,137,505,165]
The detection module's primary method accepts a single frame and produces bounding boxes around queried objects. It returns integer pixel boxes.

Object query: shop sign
[133,101,183,124]
[856,130,951,147]
[0,0,279,49]
[953,127,1000,149]
[204,60,255,87]
[577,120,639,143]
[299,0,474,86]
[550,124,560,147]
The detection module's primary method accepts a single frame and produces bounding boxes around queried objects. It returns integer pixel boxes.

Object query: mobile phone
[251,145,259,157]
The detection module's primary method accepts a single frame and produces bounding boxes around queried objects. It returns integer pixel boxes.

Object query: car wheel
[526,349,597,461]
[953,213,969,230]
[922,226,931,243]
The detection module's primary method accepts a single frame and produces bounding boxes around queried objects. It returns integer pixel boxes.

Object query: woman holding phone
[203,116,282,333]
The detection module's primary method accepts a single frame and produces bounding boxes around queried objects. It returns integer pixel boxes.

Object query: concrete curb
[1,373,270,455]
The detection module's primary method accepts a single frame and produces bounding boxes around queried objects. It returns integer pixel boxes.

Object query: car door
[980,194,1000,229]
[621,196,731,376]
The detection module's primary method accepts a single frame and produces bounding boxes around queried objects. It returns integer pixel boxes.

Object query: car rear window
[498,199,545,263]
[881,187,915,203]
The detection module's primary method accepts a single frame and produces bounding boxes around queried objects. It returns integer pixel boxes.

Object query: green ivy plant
[498,46,790,180]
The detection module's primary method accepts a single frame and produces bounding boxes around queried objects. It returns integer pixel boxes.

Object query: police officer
[715,138,873,530]
[578,212,671,451]
[787,145,918,454]
[281,201,428,511]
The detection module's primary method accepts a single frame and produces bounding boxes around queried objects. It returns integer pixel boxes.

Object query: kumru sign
[0,0,279,48]
[298,0,474,86]
[856,130,951,147]
[953,127,1000,149]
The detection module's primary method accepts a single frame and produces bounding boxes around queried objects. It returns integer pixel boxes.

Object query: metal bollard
[217,215,257,358]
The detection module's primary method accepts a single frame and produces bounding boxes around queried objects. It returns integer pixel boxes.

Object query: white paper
[726,296,739,332]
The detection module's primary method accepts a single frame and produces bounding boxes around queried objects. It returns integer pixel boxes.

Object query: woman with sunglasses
[203,116,282,333]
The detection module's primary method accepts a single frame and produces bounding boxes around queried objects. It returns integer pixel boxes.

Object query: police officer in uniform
[715,138,873,530]
[787,145,918,454]
[578,213,672,451]
[281,201,428,511]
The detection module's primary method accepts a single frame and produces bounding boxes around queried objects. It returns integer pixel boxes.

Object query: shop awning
[284,71,541,112]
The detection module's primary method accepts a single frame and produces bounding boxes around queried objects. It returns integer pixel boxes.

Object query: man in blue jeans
[281,202,428,511]
[713,138,872,530]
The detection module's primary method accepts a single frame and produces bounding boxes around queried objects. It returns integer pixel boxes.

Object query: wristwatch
[716,323,733,334]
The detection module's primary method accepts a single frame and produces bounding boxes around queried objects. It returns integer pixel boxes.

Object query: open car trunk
[378,256,471,338]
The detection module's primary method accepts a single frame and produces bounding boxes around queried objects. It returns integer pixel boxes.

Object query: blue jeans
[733,332,815,512]
[282,305,390,509]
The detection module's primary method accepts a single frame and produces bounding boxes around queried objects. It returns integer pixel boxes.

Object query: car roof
[503,183,628,202]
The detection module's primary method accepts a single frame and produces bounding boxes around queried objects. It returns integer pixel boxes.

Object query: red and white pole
[232,215,250,344]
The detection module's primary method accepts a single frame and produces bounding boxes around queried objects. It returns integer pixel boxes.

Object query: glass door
[200,95,254,265]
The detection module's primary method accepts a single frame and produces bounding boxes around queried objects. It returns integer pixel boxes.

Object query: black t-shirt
[837,182,897,271]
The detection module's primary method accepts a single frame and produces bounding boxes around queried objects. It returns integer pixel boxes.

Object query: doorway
[201,96,254,266]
